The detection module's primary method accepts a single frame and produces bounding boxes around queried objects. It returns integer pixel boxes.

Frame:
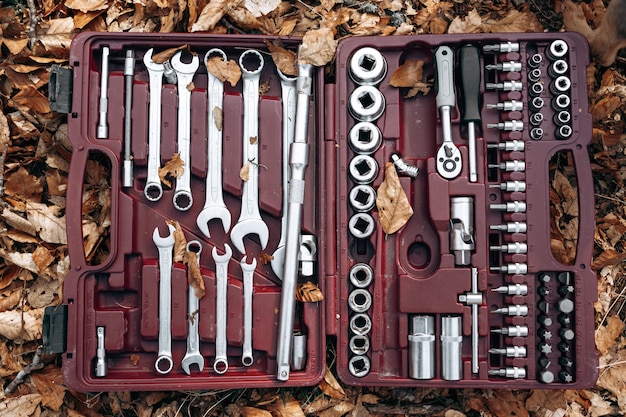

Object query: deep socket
[549,59,569,77]
[491,304,529,316]
[291,332,307,371]
[527,68,542,83]
[491,283,528,295]
[529,96,545,112]
[489,222,527,233]
[550,76,571,94]
[490,262,528,274]
[486,100,523,112]
[349,85,386,122]
[488,367,526,379]
[349,335,371,355]
[349,263,374,288]
[450,196,475,266]
[408,315,435,380]
[486,81,523,92]
[546,39,568,60]
[487,120,524,131]
[483,42,519,52]
[349,154,379,184]
[486,61,522,72]
[489,160,525,172]
[556,125,573,140]
[441,316,463,381]
[554,110,571,125]
[348,212,376,239]
[489,346,527,357]
[349,184,377,212]
[349,121,383,154]
[529,82,544,96]
[527,53,543,68]
[490,242,528,254]
[348,288,372,313]
[489,180,526,192]
[491,325,529,337]
[349,47,387,85]
[530,112,544,126]
[348,355,371,377]
[552,94,571,110]
[530,127,544,141]
[487,141,525,152]
[350,313,372,336]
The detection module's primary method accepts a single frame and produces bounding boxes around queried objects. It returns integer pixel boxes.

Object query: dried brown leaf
[32,245,55,273]
[206,56,242,87]
[240,161,251,181]
[596,315,625,355]
[183,250,205,299]
[390,59,425,88]
[0,307,44,340]
[376,162,413,235]
[27,276,62,308]
[318,366,345,399]
[481,9,531,33]
[151,45,188,64]
[270,395,305,417]
[213,106,223,131]
[3,37,28,55]
[130,353,141,365]
[31,365,66,412]
[186,81,195,92]
[65,0,108,13]
[0,290,23,312]
[192,0,241,32]
[158,153,184,188]
[0,394,42,416]
[447,9,482,34]
[525,389,567,413]
[240,406,272,417]
[259,80,270,95]
[264,40,297,77]
[299,27,337,66]
[26,202,66,244]
[258,252,273,265]
[5,166,43,202]
[483,390,530,417]
[167,220,187,263]
[227,6,262,30]
[296,281,324,303]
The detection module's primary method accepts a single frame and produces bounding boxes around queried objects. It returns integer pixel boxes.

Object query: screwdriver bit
[538,328,553,340]
[538,341,552,354]
[487,141,525,152]
[489,180,526,192]
[487,120,524,131]
[490,222,527,233]
[486,61,522,72]
[491,325,528,337]
[486,81,523,92]
[490,263,528,274]
[490,242,528,254]
[483,42,520,53]
[560,328,575,341]
[559,356,574,368]
[537,314,553,326]
[488,160,525,172]
[559,370,574,383]
[491,283,528,295]
[488,367,526,378]
[539,370,555,384]
[558,298,574,314]
[489,201,527,213]
[486,100,523,112]
[489,346,527,357]
[491,304,528,316]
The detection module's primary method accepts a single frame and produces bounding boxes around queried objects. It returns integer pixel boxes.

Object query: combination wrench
[181,240,205,374]
[143,49,165,201]
[170,51,199,211]
[212,244,232,374]
[152,224,176,375]
[270,69,297,279]
[229,50,270,254]
[240,256,256,366]
[196,49,231,238]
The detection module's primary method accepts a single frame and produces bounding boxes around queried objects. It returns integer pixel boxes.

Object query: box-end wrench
[270,69,297,279]
[434,46,462,180]
[212,244,232,374]
[196,49,231,238]
[240,256,256,366]
[143,49,165,202]
[181,240,204,374]
[170,51,199,211]
[229,50,269,254]
[152,224,176,375]
[276,49,313,381]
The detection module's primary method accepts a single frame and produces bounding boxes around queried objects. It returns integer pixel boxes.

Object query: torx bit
[528,53,543,68]
[489,201,527,213]
[491,304,528,316]
[538,328,553,340]
[487,120,524,131]
[486,61,522,72]
[530,127,544,141]
[486,100,523,112]
[529,96,545,112]
[486,81,523,91]
[490,242,528,254]
[537,286,550,296]
[558,284,575,296]
[489,180,526,192]
[539,342,553,354]
[490,222,527,233]
[487,141,525,152]
[489,346,527,357]
[559,370,574,383]
[488,160,525,172]
[530,112,544,126]
[490,262,528,274]
[483,42,520,53]
[491,325,529,337]
[559,356,574,368]
[528,68,542,82]
[558,313,572,325]
[558,342,571,353]
[491,283,528,295]
[459,45,482,182]
[488,367,526,378]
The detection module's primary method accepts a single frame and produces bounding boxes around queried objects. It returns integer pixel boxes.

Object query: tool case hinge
[43,305,68,355]
[49,65,73,114]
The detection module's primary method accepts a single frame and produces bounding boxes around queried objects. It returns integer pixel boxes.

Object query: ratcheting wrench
[170,51,199,211]
[152,224,176,375]
[229,50,269,254]
[181,240,204,374]
[212,244,232,374]
[240,256,256,366]
[196,49,231,238]
[143,49,165,201]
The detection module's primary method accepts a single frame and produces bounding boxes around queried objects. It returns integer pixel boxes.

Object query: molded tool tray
[61,32,598,391]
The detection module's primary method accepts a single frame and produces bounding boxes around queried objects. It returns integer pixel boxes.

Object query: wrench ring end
[239,50,264,75]
[173,191,193,211]
[155,355,174,374]
[144,182,163,202]
[242,355,254,367]
[213,358,229,374]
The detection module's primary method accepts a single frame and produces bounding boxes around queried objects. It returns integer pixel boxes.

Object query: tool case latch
[43,305,68,354]
[49,65,73,114]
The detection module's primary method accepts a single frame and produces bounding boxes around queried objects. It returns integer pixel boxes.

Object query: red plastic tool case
[59,32,598,391]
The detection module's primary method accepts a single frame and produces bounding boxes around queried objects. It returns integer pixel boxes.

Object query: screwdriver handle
[459,45,482,122]
[435,46,455,108]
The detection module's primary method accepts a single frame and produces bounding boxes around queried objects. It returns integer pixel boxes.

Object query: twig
[594,193,626,205]
[595,283,626,334]
[26,0,38,49]
[4,346,44,394]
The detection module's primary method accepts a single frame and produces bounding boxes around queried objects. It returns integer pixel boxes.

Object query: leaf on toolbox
[26,202,67,245]
[376,162,413,235]
[183,250,205,299]
[31,365,66,412]
[167,220,187,263]
[213,106,223,131]
[264,40,297,77]
[5,166,43,202]
[258,252,273,265]
[318,366,345,399]
[296,281,324,303]
[151,45,189,64]
[158,153,184,188]
[299,27,337,67]
[206,56,242,87]
[389,59,432,97]
[0,307,44,340]
[240,161,251,182]
[0,394,42,416]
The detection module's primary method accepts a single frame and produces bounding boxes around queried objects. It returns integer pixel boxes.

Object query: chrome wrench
[270,69,297,279]
[212,244,232,374]
[143,49,165,201]
[170,51,199,211]
[181,240,204,374]
[229,50,269,254]
[240,256,256,366]
[152,223,176,374]
[196,49,231,238]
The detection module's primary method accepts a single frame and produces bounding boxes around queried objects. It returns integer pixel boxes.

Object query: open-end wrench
[276,50,314,381]
[212,243,232,374]
[240,256,256,366]
[229,50,269,254]
[270,69,297,279]
[181,240,204,374]
[196,49,231,238]
[143,49,165,201]
[152,223,176,374]
[170,51,199,211]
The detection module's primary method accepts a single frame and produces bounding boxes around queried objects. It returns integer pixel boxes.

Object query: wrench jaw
[196,207,231,239]
[229,221,270,255]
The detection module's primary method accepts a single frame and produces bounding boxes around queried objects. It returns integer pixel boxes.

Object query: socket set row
[54,32,597,392]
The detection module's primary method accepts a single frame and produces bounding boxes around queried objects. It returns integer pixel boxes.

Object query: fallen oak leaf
[390,59,433,98]
[183,250,205,299]
[296,281,324,302]
[166,220,187,263]
[158,153,184,188]
[299,27,337,66]
[264,39,297,77]
[151,45,189,64]
[206,56,242,87]
[376,162,414,235]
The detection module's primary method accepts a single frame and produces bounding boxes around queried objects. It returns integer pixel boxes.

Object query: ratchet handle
[459,45,482,123]
[435,46,456,109]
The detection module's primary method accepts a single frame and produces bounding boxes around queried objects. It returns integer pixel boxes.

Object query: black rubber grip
[459,45,482,123]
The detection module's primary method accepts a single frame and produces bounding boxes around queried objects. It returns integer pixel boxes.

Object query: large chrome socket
[349,154,379,184]
[349,122,383,154]
[349,185,377,212]
[350,313,372,336]
[348,288,372,313]
[408,315,435,380]
[348,212,376,239]
[349,85,386,122]
[349,47,387,86]
[441,316,463,381]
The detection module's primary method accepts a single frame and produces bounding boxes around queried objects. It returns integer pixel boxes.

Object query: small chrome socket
[349,184,377,212]
[348,212,376,239]
[349,154,379,184]
[349,263,374,288]
[348,288,372,313]
[350,313,372,336]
